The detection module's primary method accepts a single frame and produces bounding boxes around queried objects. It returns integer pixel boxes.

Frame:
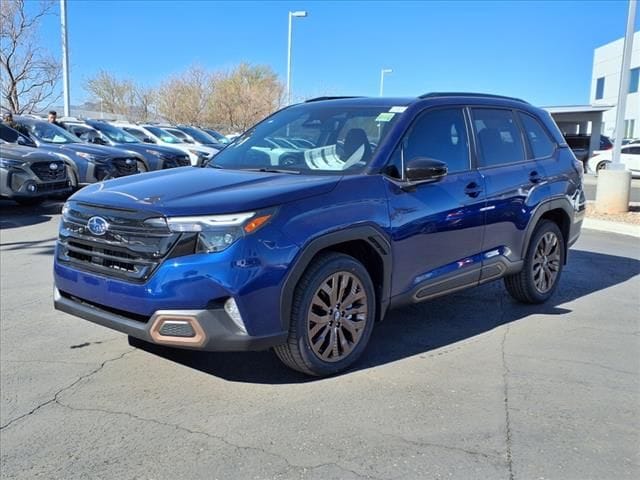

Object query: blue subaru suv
[54,93,585,376]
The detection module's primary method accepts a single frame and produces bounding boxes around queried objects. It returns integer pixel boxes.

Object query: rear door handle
[529,171,542,184]
[464,182,482,198]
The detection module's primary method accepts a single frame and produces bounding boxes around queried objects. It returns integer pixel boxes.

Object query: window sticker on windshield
[389,106,407,113]
[375,112,395,122]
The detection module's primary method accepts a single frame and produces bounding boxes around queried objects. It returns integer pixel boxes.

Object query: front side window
[209,103,403,174]
[94,123,140,143]
[145,127,182,144]
[399,107,470,175]
[518,112,555,158]
[472,108,526,167]
[595,77,605,100]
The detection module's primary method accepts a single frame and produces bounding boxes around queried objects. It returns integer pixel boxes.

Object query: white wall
[591,31,640,139]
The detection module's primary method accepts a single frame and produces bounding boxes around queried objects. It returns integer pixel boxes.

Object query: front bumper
[54,288,287,351]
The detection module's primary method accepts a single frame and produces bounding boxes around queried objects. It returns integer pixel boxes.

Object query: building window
[624,119,636,139]
[629,68,639,94]
[595,77,605,100]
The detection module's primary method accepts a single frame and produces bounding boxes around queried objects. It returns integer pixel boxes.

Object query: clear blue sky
[36,0,639,107]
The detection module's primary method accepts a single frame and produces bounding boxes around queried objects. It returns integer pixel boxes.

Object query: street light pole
[379,68,392,96]
[286,10,308,105]
[60,0,71,117]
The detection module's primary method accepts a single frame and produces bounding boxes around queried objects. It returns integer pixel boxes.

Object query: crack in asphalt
[380,432,498,461]
[501,318,515,480]
[0,349,135,431]
[53,400,383,479]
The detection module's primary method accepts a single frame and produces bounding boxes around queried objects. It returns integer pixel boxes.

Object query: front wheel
[274,252,376,376]
[504,220,565,304]
[137,160,148,173]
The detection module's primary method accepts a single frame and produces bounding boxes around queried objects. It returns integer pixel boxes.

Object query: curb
[582,218,640,238]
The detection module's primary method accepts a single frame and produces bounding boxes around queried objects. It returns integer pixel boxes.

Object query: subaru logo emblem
[87,216,109,236]
[49,162,59,171]
[125,158,134,165]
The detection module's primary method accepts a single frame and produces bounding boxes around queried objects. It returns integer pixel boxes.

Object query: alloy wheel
[532,232,561,293]
[307,271,368,362]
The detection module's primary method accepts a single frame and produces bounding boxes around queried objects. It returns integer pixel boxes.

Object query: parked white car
[588,144,640,178]
[112,122,218,166]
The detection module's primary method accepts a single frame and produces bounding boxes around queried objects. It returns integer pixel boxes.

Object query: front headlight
[0,158,25,168]
[165,210,274,253]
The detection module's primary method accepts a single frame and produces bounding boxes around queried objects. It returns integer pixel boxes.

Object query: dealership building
[590,30,639,140]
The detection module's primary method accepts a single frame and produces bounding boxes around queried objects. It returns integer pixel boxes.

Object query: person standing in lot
[48,110,63,128]
[2,112,30,137]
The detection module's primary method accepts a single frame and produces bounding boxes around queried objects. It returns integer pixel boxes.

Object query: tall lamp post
[286,10,308,105]
[595,0,636,214]
[379,68,393,96]
[60,0,70,116]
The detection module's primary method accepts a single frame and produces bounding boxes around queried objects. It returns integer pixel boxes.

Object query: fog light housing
[26,182,37,193]
[224,297,247,334]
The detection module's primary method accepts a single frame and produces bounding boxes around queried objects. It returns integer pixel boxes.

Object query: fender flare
[521,196,574,260]
[279,225,393,331]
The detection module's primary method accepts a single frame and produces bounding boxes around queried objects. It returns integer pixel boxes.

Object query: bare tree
[210,63,283,132]
[85,70,136,117]
[156,65,212,125]
[133,84,157,123]
[0,0,60,114]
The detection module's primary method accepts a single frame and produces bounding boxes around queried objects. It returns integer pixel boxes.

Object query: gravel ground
[586,203,640,225]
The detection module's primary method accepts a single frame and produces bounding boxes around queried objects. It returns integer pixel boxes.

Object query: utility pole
[60,0,71,117]
[595,0,636,214]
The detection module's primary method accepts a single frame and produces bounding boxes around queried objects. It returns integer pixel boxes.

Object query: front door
[385,107,486,301]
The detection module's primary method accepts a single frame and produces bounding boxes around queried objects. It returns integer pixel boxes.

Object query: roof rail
[419,92,529,104]
[304,96,364,103]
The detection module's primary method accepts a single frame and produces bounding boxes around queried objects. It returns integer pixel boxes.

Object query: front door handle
[529,171,542,184]
[464,182,482,198]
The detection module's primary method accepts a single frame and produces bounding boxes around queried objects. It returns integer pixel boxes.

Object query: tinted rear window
[518,113,555,158]
[472,108,526,167]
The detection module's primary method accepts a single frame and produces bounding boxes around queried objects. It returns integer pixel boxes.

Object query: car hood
[113,143,186,156]
[39,142,138,158]
[70,167,341,216]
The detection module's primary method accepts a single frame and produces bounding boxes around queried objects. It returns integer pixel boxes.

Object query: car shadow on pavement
[0,200,64,230]
[131,249,640,384]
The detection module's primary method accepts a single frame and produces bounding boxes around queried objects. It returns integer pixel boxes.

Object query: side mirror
[405,157,448,183]
[143,137,155,144]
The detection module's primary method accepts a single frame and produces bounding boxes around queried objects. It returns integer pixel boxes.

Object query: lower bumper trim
[53,288,288,352]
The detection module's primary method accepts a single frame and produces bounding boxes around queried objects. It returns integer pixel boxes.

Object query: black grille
[30,161,66,181]
[36,180,70,193]
[57,202,181,282]
[162,155,191,169]
[112,158,138,177]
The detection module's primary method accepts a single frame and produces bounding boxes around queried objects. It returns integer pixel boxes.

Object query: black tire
[15,197,44,206]
[274,252,376,376]
[596,160,610,174]
[504,220,565,304]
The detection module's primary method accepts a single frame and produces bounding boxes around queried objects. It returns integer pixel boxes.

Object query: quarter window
[518,113,555,158]
[401,108,470,174]
[472,109,526,167]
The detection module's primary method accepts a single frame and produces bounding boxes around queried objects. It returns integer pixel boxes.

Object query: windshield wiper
[244,168,301,175]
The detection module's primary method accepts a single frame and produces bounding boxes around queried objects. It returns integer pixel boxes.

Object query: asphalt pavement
[1,201,638,480]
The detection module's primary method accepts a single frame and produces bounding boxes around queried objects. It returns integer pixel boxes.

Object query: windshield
[24,121,80,144]
[92,123,140,143]
[209,103,401,174]
[204,129,230,143]
[145,126,183,144]
[180,127,218,144]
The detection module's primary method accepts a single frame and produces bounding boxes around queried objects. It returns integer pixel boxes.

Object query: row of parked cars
[0,115,232,205]
[565,133,640,176]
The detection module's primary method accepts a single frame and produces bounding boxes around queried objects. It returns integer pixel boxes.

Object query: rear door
[470,107,547,279]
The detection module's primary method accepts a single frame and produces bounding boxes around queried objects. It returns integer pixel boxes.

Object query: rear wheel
[504,220,565,304]
[596,160,610,174]
[274,252,376,376]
